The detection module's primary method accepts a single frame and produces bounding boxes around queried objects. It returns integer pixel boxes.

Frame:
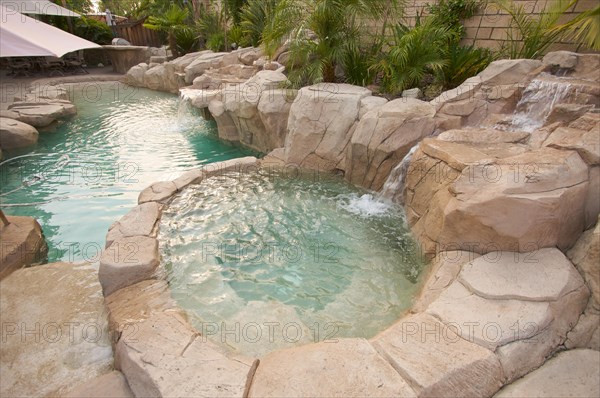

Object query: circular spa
[159,170,426,356]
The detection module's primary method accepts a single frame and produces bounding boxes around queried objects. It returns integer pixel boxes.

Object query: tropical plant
[144,5,192,58]
[240,0,280,47]
[495,0,574,59]
[223,0,248,25]
[438,43,493,89]
[375,19,453,94]
[175,28,200,55]
[228,25,249,48]
[197,7,228,51]
[551,2,600,50]
[263,0,401,87]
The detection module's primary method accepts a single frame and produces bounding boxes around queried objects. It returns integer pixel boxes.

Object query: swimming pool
[0,82,253,262]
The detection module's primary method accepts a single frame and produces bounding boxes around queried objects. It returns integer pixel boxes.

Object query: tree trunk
[323,62,336,83]
[169,32,179,58]
[60,0,74,34]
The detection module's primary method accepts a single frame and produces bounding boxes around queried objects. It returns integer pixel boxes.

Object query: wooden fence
[114,18,163,47]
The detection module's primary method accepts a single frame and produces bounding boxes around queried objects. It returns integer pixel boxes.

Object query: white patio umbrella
[0,5,101,57]
[0,0,81,17]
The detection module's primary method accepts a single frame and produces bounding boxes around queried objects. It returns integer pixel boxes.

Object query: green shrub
[228,25,249,48]
[240,0,280,47]
[264,0,400,87]
[438,43,494,89]
[206,33,226,52]
[197,7,228,51]
[74,16,114,45]
[376,19,452,94]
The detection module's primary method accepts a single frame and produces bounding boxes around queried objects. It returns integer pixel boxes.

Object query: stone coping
[98,156,591,397]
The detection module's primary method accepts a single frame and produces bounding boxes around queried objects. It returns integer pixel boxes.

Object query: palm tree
[263,0,400,86]
[551,2,600,50]
[144,5,191,58]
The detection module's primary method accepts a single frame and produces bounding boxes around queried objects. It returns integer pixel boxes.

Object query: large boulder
[372,313,503,397]
[432,59,543,129]
[283,83,371,171]
[213,71,292,152]
[125,63,148,87]
[346,98,436,190]
[184,51,228,84]
[0,117,38,149]
[143,64,168,92]
[7,100,76,127]
[405,136,590,256]
[0,215,47,280]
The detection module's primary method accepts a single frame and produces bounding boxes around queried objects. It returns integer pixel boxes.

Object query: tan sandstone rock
[65,371,134,398]
[568,217,600,311]
[346,98,436,190]
[8,100,77,127]
[0,262,112,397]
[410,146,589,255]
[138,181,178,204]
[105,202,161,247]
[115,311,252,397]
[372,313,504,397]
[284,83,371,171]
[98,236,160,296]
[249,339,416,397]
[0,117,38,149]
[0,215,47,280]
[495,349,600,398]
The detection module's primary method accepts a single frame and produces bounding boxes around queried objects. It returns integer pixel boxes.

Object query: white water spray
[511,74,574,132]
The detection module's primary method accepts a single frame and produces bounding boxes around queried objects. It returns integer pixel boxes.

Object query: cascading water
[510,73,574,132]
[176,92,201,128]
[378,144,420,204]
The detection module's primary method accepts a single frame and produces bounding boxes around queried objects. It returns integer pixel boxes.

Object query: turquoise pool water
[160,171,425,356]
[0,82,252,262]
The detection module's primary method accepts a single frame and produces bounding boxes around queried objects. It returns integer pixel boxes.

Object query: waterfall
[378,143,420,205]
[511,74,573,132]
[176,91,200,129]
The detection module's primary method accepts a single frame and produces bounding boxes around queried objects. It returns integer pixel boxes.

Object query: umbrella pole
[0,210,10,227]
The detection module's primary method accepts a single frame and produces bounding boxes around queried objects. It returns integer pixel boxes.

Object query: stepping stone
[249,338,416,397]
[426,282,553,351]
[372,313,503,397]
[458,248,585,301]
[495,349,600,397]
